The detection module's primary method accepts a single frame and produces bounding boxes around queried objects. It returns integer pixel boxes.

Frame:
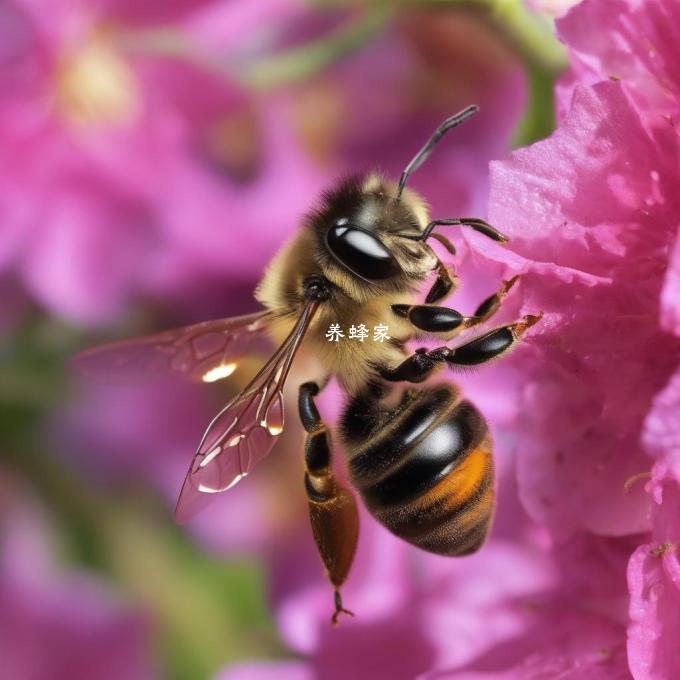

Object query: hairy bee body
[77,107,535,623]
[256,175,435,395]
[255,173,495,556]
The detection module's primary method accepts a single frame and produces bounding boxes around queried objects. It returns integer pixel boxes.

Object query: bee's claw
[331,589,354,626]
[502,275,520,293]
[519,311,544,332]
[331,607,355,626]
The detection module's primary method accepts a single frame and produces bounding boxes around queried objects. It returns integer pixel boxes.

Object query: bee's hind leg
[441,313,543,367]
[299,381,359,625]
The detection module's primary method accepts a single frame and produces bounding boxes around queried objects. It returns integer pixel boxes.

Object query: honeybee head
[309,174,437,294]
[309,106,484,298]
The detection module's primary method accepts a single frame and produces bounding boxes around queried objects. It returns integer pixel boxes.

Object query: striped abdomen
[343,384,494,556]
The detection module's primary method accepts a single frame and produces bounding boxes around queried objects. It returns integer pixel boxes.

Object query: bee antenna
[396,105,479,199]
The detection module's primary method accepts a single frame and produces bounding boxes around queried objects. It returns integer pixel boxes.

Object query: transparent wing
[175,301,319,523]
[73,310,272,385]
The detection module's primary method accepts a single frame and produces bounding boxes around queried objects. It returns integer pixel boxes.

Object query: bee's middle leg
[380,312,542,383]
[394,276,520,334]
[299,381,359,625]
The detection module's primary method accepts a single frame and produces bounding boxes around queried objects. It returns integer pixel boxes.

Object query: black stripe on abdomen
[353,397,486,508]
[345,384,493,556]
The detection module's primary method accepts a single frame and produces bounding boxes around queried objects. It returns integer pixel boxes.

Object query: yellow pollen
[202,362,238,383]
[57,33,139,125]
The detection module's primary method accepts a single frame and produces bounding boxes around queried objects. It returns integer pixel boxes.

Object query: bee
[75,106,541,624]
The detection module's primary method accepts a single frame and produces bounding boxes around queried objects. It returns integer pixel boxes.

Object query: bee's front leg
[299,381,359,625]
[424,259,457,304]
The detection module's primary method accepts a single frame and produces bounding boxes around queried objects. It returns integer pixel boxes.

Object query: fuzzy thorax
[254,173,438,395]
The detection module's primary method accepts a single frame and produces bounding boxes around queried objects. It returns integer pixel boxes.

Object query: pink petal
[436,611,627,679]
[22,191,151,324]
[216,661,312,680]
[628,467,680,680]
[556,0,680,124]
[660,232,680,337]
[643,369,680,480]
[484,81,678,537]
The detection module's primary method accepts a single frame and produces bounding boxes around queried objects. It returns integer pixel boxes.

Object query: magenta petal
[643,369,680,480]
[660,232,680,337]
[92,0,218,27]
[0,493,154,680]
[273,513,411,655]
[23,191,150,324]
[216,660,312,680]
[628,467,680,680]
[435,611,627,680]
[557,0,680,123]
[420,540,557,672]
[486,81,678,537]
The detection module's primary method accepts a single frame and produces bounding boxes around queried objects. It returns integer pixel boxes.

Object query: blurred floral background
[2,0,680,678]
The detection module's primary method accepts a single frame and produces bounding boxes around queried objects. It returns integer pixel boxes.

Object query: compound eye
[326,224,400,280]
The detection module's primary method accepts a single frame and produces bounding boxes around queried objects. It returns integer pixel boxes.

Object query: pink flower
[628,464,680,680]
[217,0,680,677]
[643,369,680,479]
[478,79,678,538]
[0,0,321,325]
[526,1,580,18]
[453,0,680,677]
[556,0,680,125]
[0,481,155,680]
